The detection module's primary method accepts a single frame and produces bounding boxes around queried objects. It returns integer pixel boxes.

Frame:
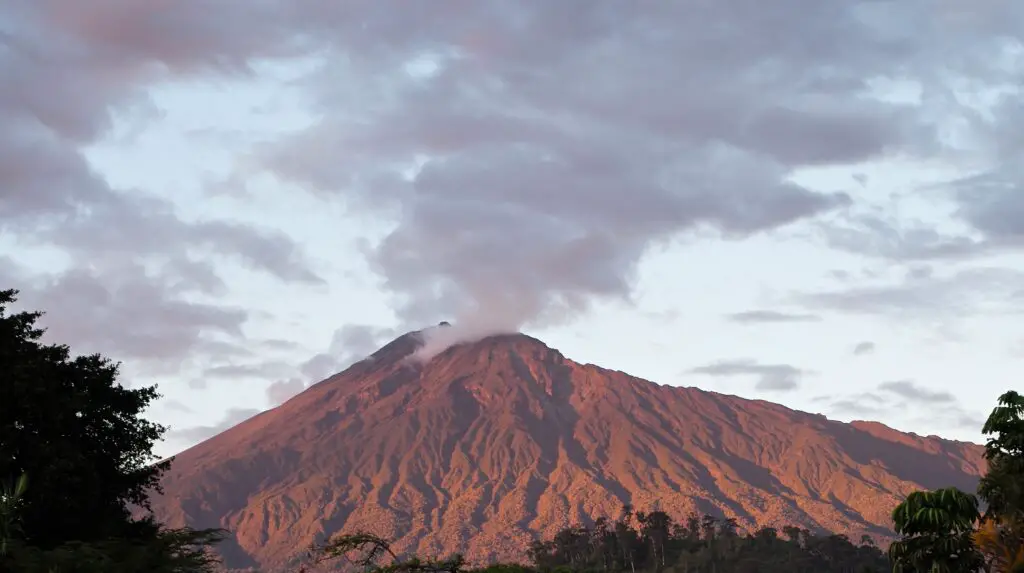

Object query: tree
[639,511,671,569]
[975,390,1024,573]
[978,391,1024,522]
[888,487,984,572]
[615,505,638,573]
[591,516,615,571]
[3,526,227,573]
[309,531,465,573]
[530,510,889,573]
[0,289,169,547]
[887,390,1024,573]
[0,289,226,571]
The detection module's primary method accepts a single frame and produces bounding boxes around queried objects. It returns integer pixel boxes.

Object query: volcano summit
[149,330,985,570]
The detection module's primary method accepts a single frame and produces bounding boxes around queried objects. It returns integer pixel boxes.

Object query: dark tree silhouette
[0,289,169,547]
[307,531,465,573]
[525,510,889,573]
[0,288,225,571]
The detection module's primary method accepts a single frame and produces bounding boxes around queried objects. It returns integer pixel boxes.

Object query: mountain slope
[151,330,986,570]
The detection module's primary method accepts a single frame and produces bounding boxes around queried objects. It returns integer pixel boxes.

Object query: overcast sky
[3,1,1023,457]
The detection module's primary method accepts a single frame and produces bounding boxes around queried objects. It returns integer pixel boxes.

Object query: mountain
[149,329,986,571]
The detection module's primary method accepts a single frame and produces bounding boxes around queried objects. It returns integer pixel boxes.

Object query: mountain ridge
[150,330,985,571]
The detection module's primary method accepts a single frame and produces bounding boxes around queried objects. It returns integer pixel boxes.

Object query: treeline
[528,509,889,572]
[304,514,888,573]
[2,288,1023,572]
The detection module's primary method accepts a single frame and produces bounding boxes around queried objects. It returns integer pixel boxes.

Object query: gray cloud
[201,361,295,381]
[852,341,876,356]
[725,310,822,324]
[16,191,324,285]
[798,266,1024,318]
[807,24,1024,266]
[878,379,956,404]
[259,338,302,351]
[957,170,1022,228]
[167,408,262,444]
[0,0,323,372]
[932,409,985,433]
[4,1,1024,409]
[689,359,806,391]
[162,400,194,414]
[266,377,307,407]
[948,144,1024,249]
[816,391,889,417]
[1,262,248,369]
[250,0,1020,331]
[298,324,397,381]
[266,324,398,405]
[818,211,990,261]
[0,14,322,283]
[203,364,285,378]
[816,388,983,432]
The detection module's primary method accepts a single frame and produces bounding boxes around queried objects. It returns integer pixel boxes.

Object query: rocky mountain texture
[149,330,986,570]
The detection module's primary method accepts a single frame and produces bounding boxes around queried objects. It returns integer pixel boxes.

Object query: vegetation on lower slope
[1,288,1022,572]
[300,516,890,573]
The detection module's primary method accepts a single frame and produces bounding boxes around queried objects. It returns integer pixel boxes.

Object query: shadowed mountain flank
[150,331,985,570]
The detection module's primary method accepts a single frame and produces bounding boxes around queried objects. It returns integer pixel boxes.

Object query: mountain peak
[377,320,551,364]
[347,325,558,378]
[442,331,552,353]
[151,328,987,571]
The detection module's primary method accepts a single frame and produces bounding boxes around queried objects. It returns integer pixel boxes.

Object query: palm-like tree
[888,487,984,572]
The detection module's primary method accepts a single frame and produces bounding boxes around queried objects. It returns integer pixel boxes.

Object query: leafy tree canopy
[0,288,225,571]
[0,288,168,547]
[890,390,1024,573]
[979,391,1024,523]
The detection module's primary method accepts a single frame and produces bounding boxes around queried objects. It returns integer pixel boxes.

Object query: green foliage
[974,390,1024,573]
[979,391,1024,523]
[888,514,982,571]
[467,565,536,573]
[0,289,171,548]
[0,289,226,572]
[888,488,982,572]
[981,391,1024,460]
[526,508,889,573]
[2,525,227,573]
[888,390,1024,572]
[313,519,889,573]
[891,488,980,537]
[307,531,466,573]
